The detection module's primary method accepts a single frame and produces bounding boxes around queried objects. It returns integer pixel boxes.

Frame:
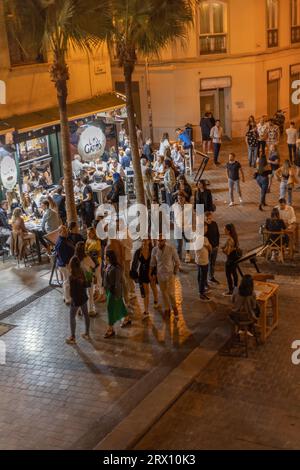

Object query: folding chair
[263,231,285,263]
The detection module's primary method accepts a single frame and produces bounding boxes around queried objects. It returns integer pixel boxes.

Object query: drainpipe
[145,58,153,142]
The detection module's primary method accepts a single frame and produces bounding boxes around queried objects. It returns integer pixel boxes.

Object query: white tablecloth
[90,183,111,204]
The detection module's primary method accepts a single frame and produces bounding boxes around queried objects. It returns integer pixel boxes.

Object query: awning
[0,91,126,135]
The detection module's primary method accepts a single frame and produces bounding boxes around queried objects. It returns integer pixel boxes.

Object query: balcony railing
[199,34,227,55]
[267,28,278,48]
[291,25,300,44]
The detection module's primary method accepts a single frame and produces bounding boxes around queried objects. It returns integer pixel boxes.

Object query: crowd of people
[0,114,299,345]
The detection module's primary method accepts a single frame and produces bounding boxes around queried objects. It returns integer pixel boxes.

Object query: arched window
[291,0,300,43]
[267,0,279,47]
[199,1,227,55]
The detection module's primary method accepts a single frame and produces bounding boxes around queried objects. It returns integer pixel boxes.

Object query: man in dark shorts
[200,112,214,154]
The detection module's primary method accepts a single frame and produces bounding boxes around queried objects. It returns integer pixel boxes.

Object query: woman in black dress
[81,176,95,228]
[193,179,215,213]
[130,239,159,319]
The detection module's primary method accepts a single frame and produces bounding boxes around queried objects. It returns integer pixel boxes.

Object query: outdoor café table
[254,281,279,343]
[90,182,111,205]
[25,220,43,263]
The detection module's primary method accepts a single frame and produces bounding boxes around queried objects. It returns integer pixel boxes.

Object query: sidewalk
[0,137,299,449]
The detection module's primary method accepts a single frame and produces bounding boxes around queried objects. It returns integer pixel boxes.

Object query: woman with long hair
[275,159,298,206]
[194,179,214,213]
[159,132,171,156]
[66,256,90,345]
[229,274,260,333]
[85,227,105,302]
[255,153,271,211]
[11,207,35,244]
[103,250,128,338]
[130,239,159,319]
[75,241,96,316]
[222,223,240,296]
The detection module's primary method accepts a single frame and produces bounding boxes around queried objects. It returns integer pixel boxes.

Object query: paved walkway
[0,137,300,449]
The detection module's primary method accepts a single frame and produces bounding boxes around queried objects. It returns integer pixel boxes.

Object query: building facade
[0,0,112,120]
[111,0,300,142]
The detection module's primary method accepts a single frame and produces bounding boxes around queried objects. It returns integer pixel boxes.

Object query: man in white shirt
[210,120,223,165]
[286,121,298,164]
[276,198,297,227]
[150,236,180,319]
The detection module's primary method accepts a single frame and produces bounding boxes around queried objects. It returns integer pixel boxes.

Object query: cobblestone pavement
[1,138,300,449]
[135,139,300,450]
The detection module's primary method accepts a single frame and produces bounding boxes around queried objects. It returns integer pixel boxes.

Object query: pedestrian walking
[150,236,180,320]
[210,120,223,165]
[65,256,90,345]
[226,153,245,206]
[222,223,241,296]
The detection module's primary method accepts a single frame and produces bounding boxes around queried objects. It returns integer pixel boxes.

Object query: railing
[199,34,227,55]
[291,25,300,44]
[267,29,278,48]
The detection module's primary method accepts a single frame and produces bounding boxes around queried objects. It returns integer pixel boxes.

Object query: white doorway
[200,86,232,138]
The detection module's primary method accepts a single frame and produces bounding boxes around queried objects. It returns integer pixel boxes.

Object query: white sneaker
[239,198,243,204]
[229,202,234,207]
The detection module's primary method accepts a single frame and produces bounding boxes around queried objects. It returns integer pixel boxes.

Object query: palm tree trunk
[123,63,145,205]
[51,57,77,224]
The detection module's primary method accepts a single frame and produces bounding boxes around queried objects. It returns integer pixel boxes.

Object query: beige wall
[112,0,300,142]
[0,0,112,119]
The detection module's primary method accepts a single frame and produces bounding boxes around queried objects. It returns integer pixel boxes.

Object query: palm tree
[103,0,197,205]
[5,0,109,223]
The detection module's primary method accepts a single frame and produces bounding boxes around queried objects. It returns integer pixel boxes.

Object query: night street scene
[1,0,300,461]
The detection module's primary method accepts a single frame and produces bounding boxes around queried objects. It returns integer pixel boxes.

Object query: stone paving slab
[134,277,300,450]
[95,326,229,450]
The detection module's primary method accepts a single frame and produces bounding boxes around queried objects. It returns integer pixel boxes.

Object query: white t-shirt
[286,128,298,145]
[276,205,297,225]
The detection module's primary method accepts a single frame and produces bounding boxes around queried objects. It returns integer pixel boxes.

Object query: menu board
[18,136,49,163]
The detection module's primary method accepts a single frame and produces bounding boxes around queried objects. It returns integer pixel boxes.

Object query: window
[267,0,279,48]
[5,11,45,66]
[291,0,300,43]
[199,1,227,55]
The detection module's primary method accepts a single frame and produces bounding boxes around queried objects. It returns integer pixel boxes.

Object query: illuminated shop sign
[77,125,106,162]
[0,148,17,190]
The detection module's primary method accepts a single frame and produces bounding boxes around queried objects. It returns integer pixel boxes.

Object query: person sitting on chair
[229,275,260,336]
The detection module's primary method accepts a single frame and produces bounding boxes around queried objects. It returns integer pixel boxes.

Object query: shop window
[291,0,300,43]
[17,137,53,192]
[5,10,45,66]
[267,0,279,48]
[199,1,227,55]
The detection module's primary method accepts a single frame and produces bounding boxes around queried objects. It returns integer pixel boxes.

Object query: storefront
[0,92,126,200]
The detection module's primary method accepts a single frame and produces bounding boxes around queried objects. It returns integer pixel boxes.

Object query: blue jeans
[258,140,266,156]
[248,146,258,167]
[256,175,269,205]
[228,179,242,203]
[280,180,293,205]
[213,143,221,163]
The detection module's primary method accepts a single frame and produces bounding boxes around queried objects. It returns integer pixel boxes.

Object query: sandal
[104,329,115,339]
[121,318,132,328]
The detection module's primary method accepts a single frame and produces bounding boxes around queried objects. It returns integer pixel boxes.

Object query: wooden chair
[263,230,286,263]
